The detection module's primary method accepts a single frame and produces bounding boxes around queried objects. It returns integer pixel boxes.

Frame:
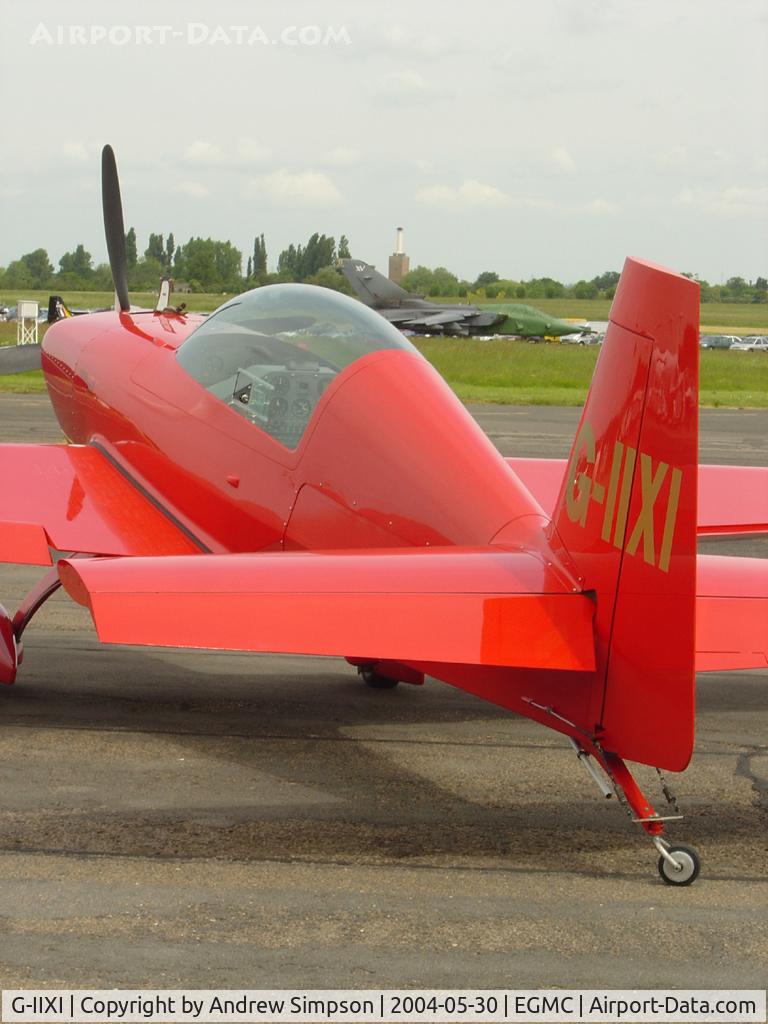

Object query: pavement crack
[735,747,768,816]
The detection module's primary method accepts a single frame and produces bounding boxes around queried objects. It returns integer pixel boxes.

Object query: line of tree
[401,267,768,303]
[400,267,768,304]
[1,236,765,304]
[0,230,354,296]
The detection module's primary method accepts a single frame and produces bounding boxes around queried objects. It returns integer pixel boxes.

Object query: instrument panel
[229,363,337,449]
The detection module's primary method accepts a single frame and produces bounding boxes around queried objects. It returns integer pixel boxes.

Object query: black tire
[360,666,399,690]
[657,844,701,886]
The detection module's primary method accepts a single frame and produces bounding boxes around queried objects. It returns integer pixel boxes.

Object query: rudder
[551,257,700,770]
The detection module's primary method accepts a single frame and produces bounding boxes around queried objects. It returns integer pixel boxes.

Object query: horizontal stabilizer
[415,311,464,327]
[59,548,596,671]
[696,555,768,671]
[508,458,768,535]
[0,444,200,564]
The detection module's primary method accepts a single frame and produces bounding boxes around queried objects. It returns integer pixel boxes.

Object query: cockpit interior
[177,284,416,449]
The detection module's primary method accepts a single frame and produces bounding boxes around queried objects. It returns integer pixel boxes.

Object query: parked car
[731,335,768,352]
[699,334,740,349]
[560,331,603,345]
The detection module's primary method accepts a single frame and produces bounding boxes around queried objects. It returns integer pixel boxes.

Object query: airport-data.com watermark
[29,23,352,47]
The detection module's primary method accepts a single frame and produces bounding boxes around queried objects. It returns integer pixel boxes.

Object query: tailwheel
[568,738,702,886]
[655,841,701,887]
[359,666,399,690]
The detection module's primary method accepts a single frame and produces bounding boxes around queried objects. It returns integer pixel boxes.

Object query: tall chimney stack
[389,227,410,284]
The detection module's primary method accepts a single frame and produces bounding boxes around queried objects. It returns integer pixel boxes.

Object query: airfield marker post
[16,299,39,347]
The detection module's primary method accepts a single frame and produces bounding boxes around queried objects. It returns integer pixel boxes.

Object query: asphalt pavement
[0,393,765,989]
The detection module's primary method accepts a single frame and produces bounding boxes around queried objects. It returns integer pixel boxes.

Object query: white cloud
[377,25,458,59]
[182,138,269,167]
[415,179,510,208]
[61,142,90,164]
[520,196,556,210]
[458,180,511,207]
[655,145,687,168]
[183,140,224,165]
[234,138,271,165]
[414,184,454,206]
[679,185,768,214]
[551,146,576,171]
[583,198,618,214]
[177,180,209,199]
[249,170,342,205]
[323,147,362,167]
[412,158,433,173]
[375,70,434,100]
[553,0,627,34]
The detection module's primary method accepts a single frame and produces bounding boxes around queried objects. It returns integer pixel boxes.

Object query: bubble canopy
[177,284,418,450]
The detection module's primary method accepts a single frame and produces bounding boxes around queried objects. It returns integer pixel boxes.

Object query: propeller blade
[101,145,130,313]
[0,344,42,374]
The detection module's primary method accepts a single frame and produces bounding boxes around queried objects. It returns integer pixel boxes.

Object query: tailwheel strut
[570,739,701,886]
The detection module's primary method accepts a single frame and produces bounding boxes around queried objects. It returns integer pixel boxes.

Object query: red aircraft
[1,147,766,885]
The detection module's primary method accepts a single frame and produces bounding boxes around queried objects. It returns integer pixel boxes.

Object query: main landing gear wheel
[360,666,399,690]
[656,843,701,886]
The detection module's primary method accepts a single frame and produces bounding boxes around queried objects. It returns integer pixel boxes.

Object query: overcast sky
[1,0,766,284]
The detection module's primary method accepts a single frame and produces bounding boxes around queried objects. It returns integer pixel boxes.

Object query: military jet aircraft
[339,258,506,335]
[339,258,589,338]
[0,147,766,886]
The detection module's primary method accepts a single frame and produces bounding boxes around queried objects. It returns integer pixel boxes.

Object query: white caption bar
[2,990,765,1024]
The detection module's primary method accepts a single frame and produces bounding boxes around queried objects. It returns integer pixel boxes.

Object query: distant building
[174,280,193,293]
[388,227,410,284]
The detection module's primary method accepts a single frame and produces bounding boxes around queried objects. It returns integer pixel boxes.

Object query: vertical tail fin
[47,295,73,323]
[551,258,700,770]
[339,258,421,307]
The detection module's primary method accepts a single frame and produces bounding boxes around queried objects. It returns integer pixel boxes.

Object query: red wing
[696,555,768,671]
[696,466,768,535]
[507,458,768,535]
[504,469,767,671]
[0,444,200,564]
[58,548,596,671]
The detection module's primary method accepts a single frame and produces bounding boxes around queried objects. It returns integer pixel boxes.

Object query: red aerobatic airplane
[1,147,766,885]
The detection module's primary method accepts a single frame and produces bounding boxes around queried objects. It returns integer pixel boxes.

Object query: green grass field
[482,297,768,335]
[0,290,218,314]
[414,337,768,407]
[2,289,766,333]
[2,308,767,406]
[0,371,45,393]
